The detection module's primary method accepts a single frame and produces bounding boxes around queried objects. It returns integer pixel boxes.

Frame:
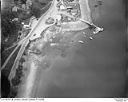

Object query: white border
[1,98,128,102]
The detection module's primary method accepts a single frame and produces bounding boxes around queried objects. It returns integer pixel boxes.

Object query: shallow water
[1,0,127,98]
[33,0,126,97]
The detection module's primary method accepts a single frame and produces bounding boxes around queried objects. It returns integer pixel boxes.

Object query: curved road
[30,0,126,97]
[5,0,127,98]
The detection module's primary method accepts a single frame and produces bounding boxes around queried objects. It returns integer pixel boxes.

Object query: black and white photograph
[1,0,128,98]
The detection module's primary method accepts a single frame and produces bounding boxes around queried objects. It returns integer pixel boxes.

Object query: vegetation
[1,10,22,51]
[1,10,20,37]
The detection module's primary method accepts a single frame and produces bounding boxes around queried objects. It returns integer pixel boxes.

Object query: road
[7,0,126,97]
[30,0,126,97]
[7,0,56,80]
[16,0,93,97]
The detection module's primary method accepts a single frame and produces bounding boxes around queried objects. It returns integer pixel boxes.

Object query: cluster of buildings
[11,0,39,40]
[56,0,81,23]
[17,16,38,40]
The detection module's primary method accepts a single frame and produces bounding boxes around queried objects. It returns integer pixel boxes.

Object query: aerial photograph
[1,0,128,98]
